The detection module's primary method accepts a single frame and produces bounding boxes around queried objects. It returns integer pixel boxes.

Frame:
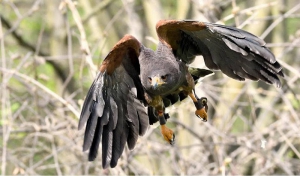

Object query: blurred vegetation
[1,0,300,175]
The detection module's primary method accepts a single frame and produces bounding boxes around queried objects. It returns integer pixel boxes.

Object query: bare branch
[0,68,80,118]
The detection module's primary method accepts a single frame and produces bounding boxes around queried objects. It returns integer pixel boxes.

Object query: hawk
[78,20,283,168]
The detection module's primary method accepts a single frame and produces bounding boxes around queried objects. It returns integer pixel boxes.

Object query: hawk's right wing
[78,35,149,168]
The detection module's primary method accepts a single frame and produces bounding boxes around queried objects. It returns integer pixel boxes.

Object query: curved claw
[195,107,207,122]
[161,125,175,145]
[169,133,175,145]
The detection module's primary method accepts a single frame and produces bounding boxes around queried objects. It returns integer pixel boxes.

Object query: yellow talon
[160,125,175,145]
[195,107,207,122]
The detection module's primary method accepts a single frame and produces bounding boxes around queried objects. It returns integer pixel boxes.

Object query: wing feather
[135,99,149,136]
[109,96,118,129]
[88,115,103,161]
[156,20,284,87]
[79,35,149,168]
[110,118,128,167]
[78,74,100,130]
[83,108,99,152]
[126,100,139,150]
[102,119,113,169]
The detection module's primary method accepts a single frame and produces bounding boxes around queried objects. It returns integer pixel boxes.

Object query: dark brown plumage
[78,20,283,168]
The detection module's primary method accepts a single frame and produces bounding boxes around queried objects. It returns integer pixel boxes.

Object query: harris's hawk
[78,20,283,168]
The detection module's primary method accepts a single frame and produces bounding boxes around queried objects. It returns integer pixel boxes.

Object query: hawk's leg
[157,110,175,145]
[146,93,175,145]
[188,90,208,122]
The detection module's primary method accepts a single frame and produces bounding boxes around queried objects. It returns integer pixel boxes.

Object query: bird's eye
[148,77,152,83]
[161,75,168,81]
[201,98,207,105]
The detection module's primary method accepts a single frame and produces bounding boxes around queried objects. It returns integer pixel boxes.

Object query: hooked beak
[151,76,165,89]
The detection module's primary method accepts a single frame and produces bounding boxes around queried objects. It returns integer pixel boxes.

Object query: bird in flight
[78,20,283,168]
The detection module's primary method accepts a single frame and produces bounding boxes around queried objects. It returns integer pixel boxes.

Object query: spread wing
[78,35,149,168]
[156,20,284,87]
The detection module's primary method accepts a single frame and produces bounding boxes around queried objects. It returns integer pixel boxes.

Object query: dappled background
[1,0,300,175]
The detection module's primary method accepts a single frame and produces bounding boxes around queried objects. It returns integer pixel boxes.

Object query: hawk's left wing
[156,20,284,87]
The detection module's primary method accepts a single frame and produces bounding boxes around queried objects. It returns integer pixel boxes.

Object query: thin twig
[0,14,8,176]
[76,0,113,28]
[276,38,300,78]
[61,13,74,95]
[260,3,300,39]
[3,0,43,37]
[221,2,277,24]
[0,68,80,118]
[51,141,62,175]
[65,0,97,74]
[0,15,74,86]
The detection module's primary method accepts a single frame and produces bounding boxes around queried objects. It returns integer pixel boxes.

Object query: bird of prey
[78,20,283,168]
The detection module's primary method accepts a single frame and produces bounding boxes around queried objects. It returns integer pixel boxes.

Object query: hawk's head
[140,55,182,96]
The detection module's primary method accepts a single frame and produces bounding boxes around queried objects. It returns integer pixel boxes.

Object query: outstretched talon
[195,107,207,122]
[161,124,175,145]
[194,97,208,122]
[157,110,175,145]
[189,91,209,122]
